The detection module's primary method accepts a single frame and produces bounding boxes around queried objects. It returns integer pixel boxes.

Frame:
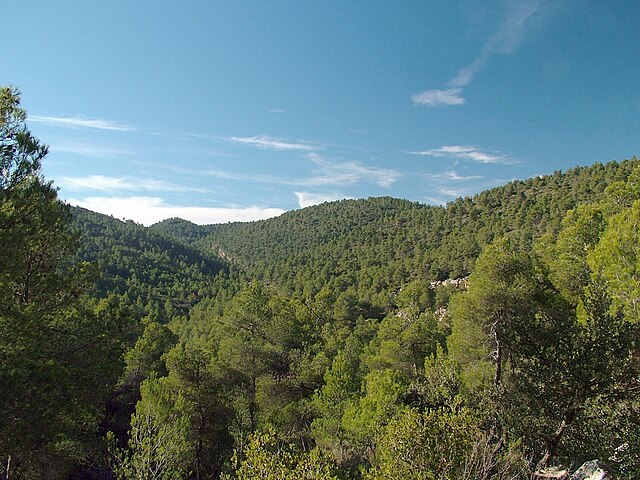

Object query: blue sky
[5,1,640,224]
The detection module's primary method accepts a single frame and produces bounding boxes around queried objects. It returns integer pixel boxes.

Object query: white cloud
[427,170,483,181]
[411,145,516,165]
[422,169,489,202]
[201,154,400,189]
[449,1,543,88]
[154,153,400,190]
[303,153,400,188]
[58,175,208,193]
[202,169,253,181]
[422,172,506,201]
[487,1,545,55]
[51,143,133,157]
[30,115,132,131]
[411,88,465,106]
[439,187,467,197]
[226,135,318,151]
[294,191,351,208]
[413,0,545,106]
[436,181,503,199]
[67,196,285,226]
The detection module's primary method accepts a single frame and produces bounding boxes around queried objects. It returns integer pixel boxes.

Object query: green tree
[164,342,234,479]
[223,430,339,480]
[540,203,606,302]
[217,281,274,435]
[0,87,130,478]
[342,368,408,456]
[108,375,194,480]
[0,86,48,193]
[365,406,479,480]
[589,200,640,323]
[366,311,443,380]
[311,349,361,462]
[448,238,542,390]
[122,317,177,388]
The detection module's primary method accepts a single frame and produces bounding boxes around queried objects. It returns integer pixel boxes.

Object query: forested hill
[7,83,639,479]
[150,158,639,297]
[71,207,230,319]
[62,157,639,479]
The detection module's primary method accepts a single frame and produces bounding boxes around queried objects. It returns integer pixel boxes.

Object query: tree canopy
[2,85,639,478]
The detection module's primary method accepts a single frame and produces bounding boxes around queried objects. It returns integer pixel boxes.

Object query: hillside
[71,207,230,320]
[51,157,640,479]
[150,158,639,303]
[5,84,639,480]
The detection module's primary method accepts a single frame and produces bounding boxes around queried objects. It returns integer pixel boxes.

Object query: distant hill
[65,157,640,478]
[70,158,640,318]
[148,158,639,303]
[71,207,229,320]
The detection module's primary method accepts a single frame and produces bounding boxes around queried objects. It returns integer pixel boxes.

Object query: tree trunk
[537,407,577,470]
[493,338,502,388]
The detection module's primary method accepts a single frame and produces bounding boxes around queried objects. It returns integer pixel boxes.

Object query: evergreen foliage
[3,85,640,478]
[0,88,132,479]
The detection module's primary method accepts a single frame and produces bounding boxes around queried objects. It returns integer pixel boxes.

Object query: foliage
[164,341,234,479]
[4,85,640,478]
[71,207,229,324]
[223,430,339,480]
[0,87,131,479]
[365,406,479,480]
[589,200,640,322]
[108,375,194,480]
[0,86,48,192]
[156,159,640,303]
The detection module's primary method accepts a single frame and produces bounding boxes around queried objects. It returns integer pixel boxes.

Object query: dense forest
[1,86,639,479]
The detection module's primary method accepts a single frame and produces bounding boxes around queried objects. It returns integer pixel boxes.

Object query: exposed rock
[569,460,612,480]
[534,466,569,479]
[429,276,469,290]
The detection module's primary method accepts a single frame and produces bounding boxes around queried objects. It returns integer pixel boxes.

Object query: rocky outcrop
[569,460,612,480]
[429,277,468,290]
[534,466,569,479]
[533,460,613,480]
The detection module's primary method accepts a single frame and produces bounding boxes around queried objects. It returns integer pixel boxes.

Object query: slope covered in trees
[140,159,639,479]
[2,86,639,479]
[152,159,639,308]
[71,207,231,322]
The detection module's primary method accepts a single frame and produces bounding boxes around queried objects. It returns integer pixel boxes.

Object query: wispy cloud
[183,153,400,189]
[424,195,449,206]
[413,0,546,106]
[159,163,284,185]
[66,196,285,226]
[302,153,400,188]
[225,135,318,151]
[51,143,133,157]
[422,168,505,202]
[436,181,503,199]
[426,170,484,181]
[294,191,351,208]
[30,115,132,131]
[411,145,517,165]
[201,169,254,181]
[422,169,486,202]
[411,88,465,107]
[58,175,208,193]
